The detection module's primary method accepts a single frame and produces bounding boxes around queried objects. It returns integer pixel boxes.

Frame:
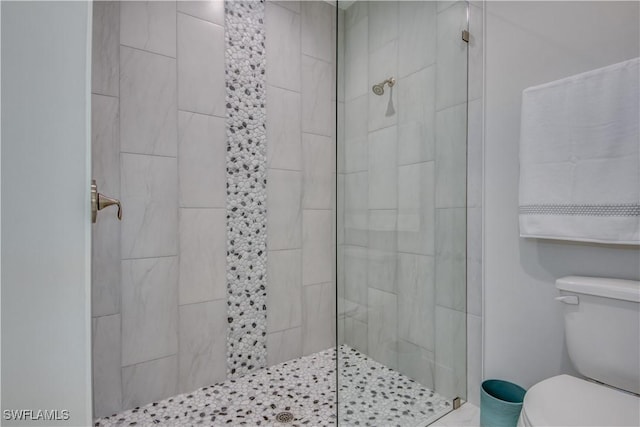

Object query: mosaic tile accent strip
[95,346,452,427]
[224,0,268,378]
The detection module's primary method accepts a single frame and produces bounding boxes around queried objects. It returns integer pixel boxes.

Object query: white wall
[1,1,92,425]
[484,1,640,389]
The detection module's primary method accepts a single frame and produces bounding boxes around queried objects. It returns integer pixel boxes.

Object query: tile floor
[96,345,453,426]
[431,402,479,427]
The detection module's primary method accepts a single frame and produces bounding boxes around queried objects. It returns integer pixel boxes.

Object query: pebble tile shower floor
[95,346,452,427]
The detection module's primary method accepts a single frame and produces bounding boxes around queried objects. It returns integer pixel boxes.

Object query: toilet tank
[556,276,640,395]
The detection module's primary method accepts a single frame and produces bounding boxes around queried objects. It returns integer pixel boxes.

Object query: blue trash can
[480,379,527,427]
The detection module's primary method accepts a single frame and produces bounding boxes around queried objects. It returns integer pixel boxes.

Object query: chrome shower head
[372,77,395,96]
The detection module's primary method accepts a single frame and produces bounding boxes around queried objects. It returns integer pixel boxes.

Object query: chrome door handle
[91,179,122,223]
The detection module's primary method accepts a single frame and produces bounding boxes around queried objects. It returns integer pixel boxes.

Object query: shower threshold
[95,346,451,427]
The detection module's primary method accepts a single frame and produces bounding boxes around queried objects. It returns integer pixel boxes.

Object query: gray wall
[484,1,640,390]
[91,0,335,418]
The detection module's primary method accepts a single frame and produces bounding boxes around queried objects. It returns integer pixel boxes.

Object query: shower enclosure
[336,1,469,424]
[88,1,468,426]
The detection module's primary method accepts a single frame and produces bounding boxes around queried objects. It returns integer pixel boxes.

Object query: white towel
[519,57,640,244]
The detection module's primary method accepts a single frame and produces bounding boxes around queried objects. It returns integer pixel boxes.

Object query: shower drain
[275,412,294,424]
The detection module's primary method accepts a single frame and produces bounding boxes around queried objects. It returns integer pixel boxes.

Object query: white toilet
[518,276,640,427]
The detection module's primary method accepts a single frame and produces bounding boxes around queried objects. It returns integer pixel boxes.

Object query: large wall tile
[467,98,483,209]
[397,253,435,350]
[121,257,178,366]
[344,316,367,354]
[368,126,397,210]
[267,86,301,171]
[344,172,368,246]
[345,54,368,105]
[302,210,333,286]
[344,15,368,101]
[435,208,466,312]
[398,1,436,78]
[178,300,227,393]
[93,94,120,198]
[267,249,302,332]
[302,55,334,137]
[301,0,334,63]
[177,13,225,117]
[435,103,467,208]
[178,208,227,305]
[435,306,466,399]
[120,1,176,57]
[368,209,396,251]
[397,162,435,255]
[337,101,346,173]
[92,1,119,96]
[265,2,301,91]
[368,40,398,132]
[398,66,436,165]
[273,1,300,14]
[92,94,121,317]
[337,9,345,104]
[467,207,482,317]
[344,95,368,173]
[267,169,302,250]
[93,205,121,317]
[367,248,396,293]
[121,154,178,259]
[436,1,468,110]
[122,355,178,410]
[437,0,461,13]
[92,314,122,418]
[343,245,368,319]
[178,111,226,208]
[367,288,398,369]
[177,0,224,25]
[267,327,302,366]
[368,1,397,53]
[337,245,345,301]
[398,340,435,389]
[303,134,334,209]
[344,0,368,29]
[302,282,336,355]
[120,46,177,156]
[337,174,345,246]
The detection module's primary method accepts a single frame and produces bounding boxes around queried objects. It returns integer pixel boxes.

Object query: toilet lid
[521,375,640,426]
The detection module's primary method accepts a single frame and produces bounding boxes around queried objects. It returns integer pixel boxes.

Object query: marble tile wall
[90,0,227,417]
[265,1,336,364]
[339,0,483,406]
[92,0,337,418]
[92,2,123,418]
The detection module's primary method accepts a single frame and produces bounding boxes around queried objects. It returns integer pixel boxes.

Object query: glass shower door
[336,1,469,425]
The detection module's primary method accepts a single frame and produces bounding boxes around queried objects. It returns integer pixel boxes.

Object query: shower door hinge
[453,397,462,410]
[462,30,470,43]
